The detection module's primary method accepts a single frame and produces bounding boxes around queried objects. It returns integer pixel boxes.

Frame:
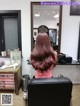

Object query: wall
[32,0,80,60]
[0,0,80,75]
[34,19,59,29]
[61,1,80,60]
[0,0,31,61]
[33,0,80,60]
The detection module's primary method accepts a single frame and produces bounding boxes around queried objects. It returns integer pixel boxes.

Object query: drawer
[0,74,14,81]
[0,80,15,89]
[0,74,14,78]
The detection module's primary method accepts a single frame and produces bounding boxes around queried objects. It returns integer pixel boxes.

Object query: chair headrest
[29,77,72,85]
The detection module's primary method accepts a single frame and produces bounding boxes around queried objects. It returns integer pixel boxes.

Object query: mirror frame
[31,2,62,54]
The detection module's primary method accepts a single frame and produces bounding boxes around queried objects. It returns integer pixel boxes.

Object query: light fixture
[34,13,40,17]
[54,14,59,18]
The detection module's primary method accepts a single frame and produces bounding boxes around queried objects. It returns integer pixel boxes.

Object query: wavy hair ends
[30,32,57,72]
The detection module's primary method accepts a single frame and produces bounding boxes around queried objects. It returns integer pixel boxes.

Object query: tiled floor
[0,85,80,106]
[0,64,79,106]
[71,85,80,106]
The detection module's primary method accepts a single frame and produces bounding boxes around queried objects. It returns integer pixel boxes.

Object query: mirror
[31,2,80,64]
[31,2,62,54]
[0,10,22,56]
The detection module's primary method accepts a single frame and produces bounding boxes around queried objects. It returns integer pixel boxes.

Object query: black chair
[23,76,72,106]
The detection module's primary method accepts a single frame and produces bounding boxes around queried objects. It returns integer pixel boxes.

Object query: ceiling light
[34,13,40,17]
[54,14,59,18]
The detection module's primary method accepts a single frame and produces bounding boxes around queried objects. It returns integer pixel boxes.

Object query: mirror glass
[31,2,62,54]
[31,2,80,64]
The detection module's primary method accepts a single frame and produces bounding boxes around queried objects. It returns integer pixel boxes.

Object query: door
[4,17,18,51]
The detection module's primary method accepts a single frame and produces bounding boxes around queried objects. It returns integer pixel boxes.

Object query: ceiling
[33,5,60,20]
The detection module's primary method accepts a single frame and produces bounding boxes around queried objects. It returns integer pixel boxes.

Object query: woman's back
[30,32,57,78]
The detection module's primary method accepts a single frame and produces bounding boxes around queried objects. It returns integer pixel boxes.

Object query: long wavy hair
[30,32,57,72]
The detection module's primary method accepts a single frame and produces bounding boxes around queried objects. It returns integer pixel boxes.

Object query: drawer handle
[0,81,5,88]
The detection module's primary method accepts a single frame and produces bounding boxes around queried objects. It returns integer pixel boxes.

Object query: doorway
[0,10,21,54]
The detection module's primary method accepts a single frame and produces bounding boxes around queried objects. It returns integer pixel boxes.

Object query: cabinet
[0,66,21,95]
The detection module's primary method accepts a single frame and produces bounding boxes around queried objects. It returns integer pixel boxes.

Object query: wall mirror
[0,10,22,56]
[31,2,62,54]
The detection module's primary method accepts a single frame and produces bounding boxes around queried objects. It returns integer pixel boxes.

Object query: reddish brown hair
[30,33,57,72]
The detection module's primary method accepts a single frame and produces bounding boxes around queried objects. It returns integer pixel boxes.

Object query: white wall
[0,0,80,61]
[34,19,59,29]
[61,2,80,60]
[0,0,31,61]
[33,0,80,60]
[32,0,80,60]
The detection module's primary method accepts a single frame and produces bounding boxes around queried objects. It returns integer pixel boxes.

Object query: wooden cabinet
[0,66,21,95]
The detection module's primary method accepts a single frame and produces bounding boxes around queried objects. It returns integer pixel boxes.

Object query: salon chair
[22,75,72,106]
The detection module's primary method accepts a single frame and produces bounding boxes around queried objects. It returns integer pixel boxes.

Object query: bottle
[7,49,10,56]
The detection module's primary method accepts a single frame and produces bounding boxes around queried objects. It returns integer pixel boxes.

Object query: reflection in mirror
[31,2,62,53]
[0,10,22,56]
[49,29,57,48]
[31,2,80,64]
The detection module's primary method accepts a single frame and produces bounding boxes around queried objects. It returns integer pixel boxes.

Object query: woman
[30,32,57,78]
